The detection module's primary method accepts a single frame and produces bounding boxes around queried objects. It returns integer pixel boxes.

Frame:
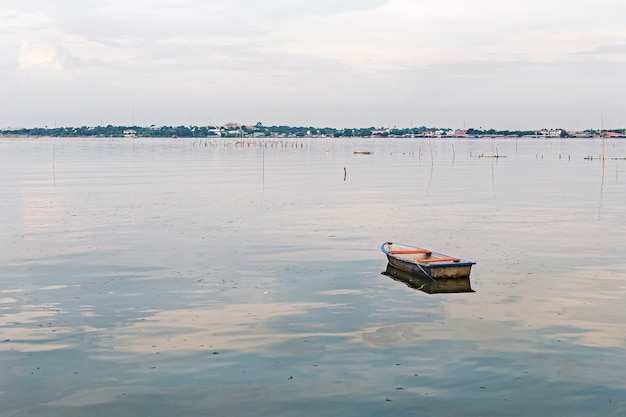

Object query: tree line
[1,124,623,138]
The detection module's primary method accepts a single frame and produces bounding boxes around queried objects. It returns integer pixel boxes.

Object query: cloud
[3,0,626,128]
[18,40,68,72]
[0,6,51,30]
[216,0,389,19]
[578,44,626,57]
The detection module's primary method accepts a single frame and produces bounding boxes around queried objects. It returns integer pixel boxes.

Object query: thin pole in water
[52,144,56,187]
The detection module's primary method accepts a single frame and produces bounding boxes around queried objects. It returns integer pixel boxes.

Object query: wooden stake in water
[53,145,56,187]
[601,113,606,162]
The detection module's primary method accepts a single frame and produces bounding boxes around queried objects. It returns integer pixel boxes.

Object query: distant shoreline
[0,133,619,139]
[1,124,624,139]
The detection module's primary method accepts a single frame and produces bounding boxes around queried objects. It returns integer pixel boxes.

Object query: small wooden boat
[382,264,474,294]
[381,242,475,279]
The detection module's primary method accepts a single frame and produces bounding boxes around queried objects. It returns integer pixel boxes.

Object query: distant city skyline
[2,1,625,130]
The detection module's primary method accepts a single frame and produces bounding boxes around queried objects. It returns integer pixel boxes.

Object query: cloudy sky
[2,0,625,130]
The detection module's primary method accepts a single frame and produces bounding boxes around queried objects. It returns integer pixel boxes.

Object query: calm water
[1,136,625,416]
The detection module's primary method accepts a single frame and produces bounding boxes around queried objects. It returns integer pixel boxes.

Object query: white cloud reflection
[105,302,344,354]
[0,306,72,353]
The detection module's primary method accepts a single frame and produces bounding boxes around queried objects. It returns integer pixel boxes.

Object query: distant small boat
[382,263,474,294]
[381,242,475,279]
[354,151,372,154]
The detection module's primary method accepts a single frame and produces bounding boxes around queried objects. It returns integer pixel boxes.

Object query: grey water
[1,136,625,416]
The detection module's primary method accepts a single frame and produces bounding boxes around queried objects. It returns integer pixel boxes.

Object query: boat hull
[381,242,475,279]
[383,263,474,294]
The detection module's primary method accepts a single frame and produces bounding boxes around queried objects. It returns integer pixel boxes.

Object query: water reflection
[2,137,626,416]
[0,304,75,352]
[102,301,343,355]
[382,264,474,294]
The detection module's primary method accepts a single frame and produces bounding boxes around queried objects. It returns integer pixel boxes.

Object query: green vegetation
[1,124,624,138]
[466,128,536,137]
[0,124,424,138]
[0,125,219,138]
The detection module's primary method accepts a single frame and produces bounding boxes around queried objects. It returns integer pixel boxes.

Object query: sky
[2,0,626,130]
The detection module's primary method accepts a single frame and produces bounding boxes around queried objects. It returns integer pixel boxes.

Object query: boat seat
[390,249,432,255]
[415,257,460,263]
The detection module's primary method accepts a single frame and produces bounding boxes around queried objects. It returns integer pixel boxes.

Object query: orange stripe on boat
[416,257,460,263]
[390,249,432,254]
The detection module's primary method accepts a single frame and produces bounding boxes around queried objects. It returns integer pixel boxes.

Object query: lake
[1,136,625,416]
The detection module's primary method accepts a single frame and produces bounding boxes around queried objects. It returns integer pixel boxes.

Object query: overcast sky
[2,0,625,130]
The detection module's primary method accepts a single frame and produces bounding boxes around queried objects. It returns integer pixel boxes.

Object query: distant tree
[159,126,176,137]
[174,126,192,137]
[195,126,209,137]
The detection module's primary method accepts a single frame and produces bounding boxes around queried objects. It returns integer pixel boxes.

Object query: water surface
[1,136,625,416]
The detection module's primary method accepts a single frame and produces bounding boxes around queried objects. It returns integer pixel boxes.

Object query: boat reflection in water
[382,263,475,294]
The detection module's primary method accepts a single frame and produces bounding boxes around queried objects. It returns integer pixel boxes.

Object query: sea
[1,136,625,416]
